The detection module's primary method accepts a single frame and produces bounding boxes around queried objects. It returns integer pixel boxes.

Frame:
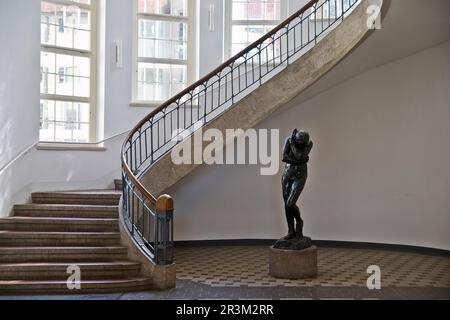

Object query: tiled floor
[175,246,450,288]
[1,246,449,300]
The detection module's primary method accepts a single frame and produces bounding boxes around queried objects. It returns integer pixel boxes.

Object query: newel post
[155,195,174,266]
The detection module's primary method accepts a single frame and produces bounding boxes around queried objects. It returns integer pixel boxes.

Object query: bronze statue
[275,129,313,250]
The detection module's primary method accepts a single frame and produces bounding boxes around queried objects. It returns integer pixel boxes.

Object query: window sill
[130,101,200,108]
[37,143,107,152]
[130,101,161,108]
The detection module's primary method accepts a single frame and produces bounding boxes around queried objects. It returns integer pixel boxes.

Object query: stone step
[14,204,118,219]
[0,246,128,263]
[114,179,123,191]
[0,217,119,232]
[32,190,121,206]
[0,231,121,247]
[0,261,141,280]
[0,277,153,294]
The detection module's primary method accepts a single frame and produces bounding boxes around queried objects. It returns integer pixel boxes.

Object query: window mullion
[138,13,188,23]
[137,57,189,65]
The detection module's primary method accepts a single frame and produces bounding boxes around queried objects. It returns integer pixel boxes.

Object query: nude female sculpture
[275,129,313,250]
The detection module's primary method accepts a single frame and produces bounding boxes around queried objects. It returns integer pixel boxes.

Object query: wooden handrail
[121,0,321,205]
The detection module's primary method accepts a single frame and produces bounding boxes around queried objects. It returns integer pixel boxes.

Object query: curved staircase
[0,0,384,295]
[0,183,152,295]
[121,0,383,275]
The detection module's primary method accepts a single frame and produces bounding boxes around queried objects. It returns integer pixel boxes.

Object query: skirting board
[175,239,450,257]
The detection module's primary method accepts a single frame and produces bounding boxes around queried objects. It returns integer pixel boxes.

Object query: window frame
[132,0,197,105]
[224,0,289,60]
[40,0,98,143]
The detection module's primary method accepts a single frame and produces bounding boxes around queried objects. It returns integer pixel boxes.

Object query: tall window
[40,0,96,142]
[134,0,195,103]
[225,0,288,59]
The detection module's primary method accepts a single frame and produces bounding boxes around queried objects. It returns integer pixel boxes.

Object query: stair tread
[15,204,118,210]
[0,246,126,250]
[0,231,119,235]
[0,231,120,236]
[0,217,118,222]
[0,261,139,267]
[32,190,121,196]
[0,277,151,285]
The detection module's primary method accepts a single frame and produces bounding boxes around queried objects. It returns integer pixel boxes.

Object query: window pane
[138,62,187,101]
[231,25,277,56]
[41,1,92,51]
[73,77,90,97]
[138,19,187,60]
[138,0,188,16]
[232,0,281,21]
[41,52,91,98]
[40,100,90,142]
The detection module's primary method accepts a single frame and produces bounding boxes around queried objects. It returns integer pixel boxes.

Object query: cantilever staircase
[0,0,383,295]
[0,181,153,294]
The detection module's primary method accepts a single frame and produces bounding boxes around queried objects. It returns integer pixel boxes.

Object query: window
[134,0,196,103]
[224,0,288,59]
[311,0,356,20]
[40,0,96,143]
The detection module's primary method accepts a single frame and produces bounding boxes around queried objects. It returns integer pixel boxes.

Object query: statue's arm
[290,141,303,159]
[282,138,297,163]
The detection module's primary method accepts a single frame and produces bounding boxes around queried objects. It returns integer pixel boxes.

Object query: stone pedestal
[269,245,318,279]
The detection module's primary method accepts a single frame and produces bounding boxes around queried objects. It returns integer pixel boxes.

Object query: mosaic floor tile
[175,246,450,288]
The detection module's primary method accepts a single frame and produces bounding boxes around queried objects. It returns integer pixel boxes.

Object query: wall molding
[175,239,450,257]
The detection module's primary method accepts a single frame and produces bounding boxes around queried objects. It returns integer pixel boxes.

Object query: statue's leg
[283,204,296,240]
[287,178,306,238]
[282,176,296,240]
[292,205,303,238]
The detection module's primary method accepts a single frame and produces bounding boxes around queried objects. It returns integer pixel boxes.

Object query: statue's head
[293,130,310,146]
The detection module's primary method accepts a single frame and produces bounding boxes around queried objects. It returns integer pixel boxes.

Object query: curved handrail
[121,0,361,265]
[122,0,319,202]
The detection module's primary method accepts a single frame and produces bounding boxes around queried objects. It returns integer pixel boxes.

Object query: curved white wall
[1,0,449,250]
[168,41,450,250]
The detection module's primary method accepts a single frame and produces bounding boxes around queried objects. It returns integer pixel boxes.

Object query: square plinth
[269,245,318,279]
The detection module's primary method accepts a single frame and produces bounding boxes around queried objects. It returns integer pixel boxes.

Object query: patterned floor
[1,246,449,300]
[175,246,450,288]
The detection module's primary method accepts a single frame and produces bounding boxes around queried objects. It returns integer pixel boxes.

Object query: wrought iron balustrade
[121,0,361,265]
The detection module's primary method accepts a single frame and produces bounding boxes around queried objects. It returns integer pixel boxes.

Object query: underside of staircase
[0,180,153,295]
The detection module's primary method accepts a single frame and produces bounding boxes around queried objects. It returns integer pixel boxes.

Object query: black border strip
[175,239,450,257]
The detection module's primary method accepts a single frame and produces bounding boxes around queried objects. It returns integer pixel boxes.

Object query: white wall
[0,0,310,217]
[168,41,450,250]
[1,1,449,250]
[0,0,41,170]
[0,0,147,216]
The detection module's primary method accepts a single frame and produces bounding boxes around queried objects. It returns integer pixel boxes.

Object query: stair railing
[121,0,361,265]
